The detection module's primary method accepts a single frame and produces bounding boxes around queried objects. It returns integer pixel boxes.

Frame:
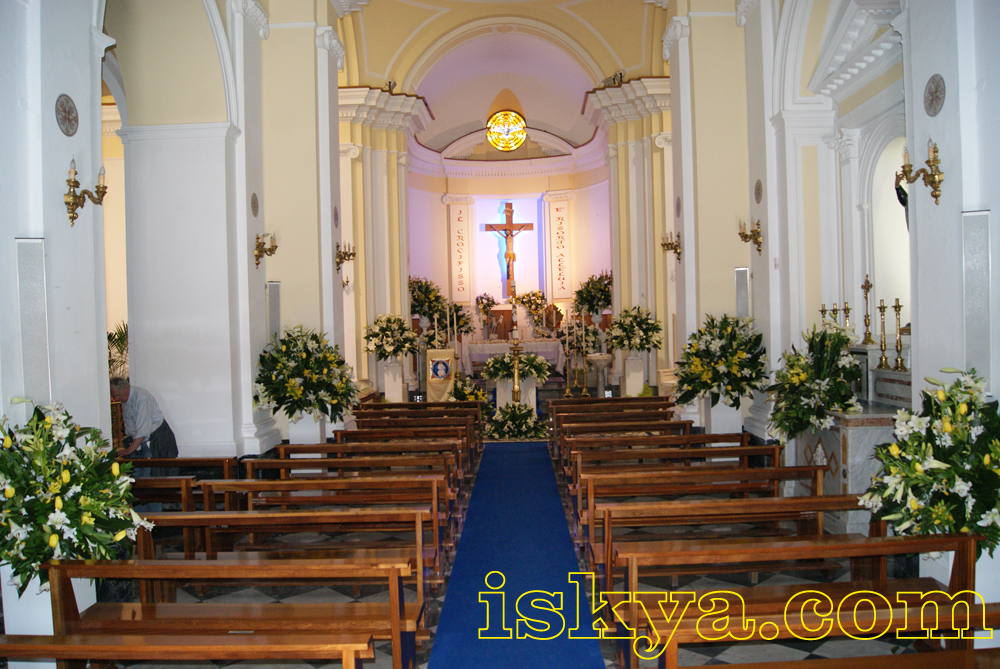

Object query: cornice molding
[643,0,669,8]
[662,16,689,61]
[338,87,431,137]
[583,78,671,130]
[328,0,369,18]
[542,189,576,203]
[736,0,760,27]
[232,0,268,39]
[408,134,607,180]
[316,26,345,70]
[814,32,901,102]
[441,195,475,205]
[340,144,361,159]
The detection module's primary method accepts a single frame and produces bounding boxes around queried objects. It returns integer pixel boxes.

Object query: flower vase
[384,356,405,403]
[287,412,327,444]
[622,350,644,397]
[0,564,97,669]
[701,397,743,434]
[496,377,537,413]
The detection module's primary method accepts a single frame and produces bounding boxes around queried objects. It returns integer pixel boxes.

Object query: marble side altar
[795,403,896,535]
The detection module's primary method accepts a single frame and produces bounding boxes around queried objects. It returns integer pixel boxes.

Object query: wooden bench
[354,413,482,456]
[612,532,983,669]
[707,649,1000,669]
[137,507,433,608]
[548,397,675,450]
[278,439,467,484]
[116,456,239,511]
[555,417,692,469]
[46,558,414,668]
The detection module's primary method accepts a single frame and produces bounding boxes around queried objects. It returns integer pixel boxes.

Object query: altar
[461,340,566,377]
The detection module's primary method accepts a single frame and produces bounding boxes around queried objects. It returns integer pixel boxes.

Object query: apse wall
[408,180,611,308]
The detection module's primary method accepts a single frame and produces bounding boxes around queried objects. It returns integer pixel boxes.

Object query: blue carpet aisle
[429,441,604,669]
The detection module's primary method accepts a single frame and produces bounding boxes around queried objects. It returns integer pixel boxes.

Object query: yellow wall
[689,14,751,319]
[799,0,830,99]
[263,24,321,330]
[839,62,904,117]
[104,0,227,126]
[801,145,822,328]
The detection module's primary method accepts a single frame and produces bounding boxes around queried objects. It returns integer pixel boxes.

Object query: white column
[654,132,676,367]
[339,144,360,373]
[397,152,415,390]
[542,190,575,301]
[605,145,622,384]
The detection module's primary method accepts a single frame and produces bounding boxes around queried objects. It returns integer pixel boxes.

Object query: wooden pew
[335,427,476,477]
[136,507,433,609]
[613,532,983,669]
[46,558,412,669]
[278,439,467,483]
[115,456,239,511]
[354,412,481,455]
[710,649,1000,669]
[555,417,692,469]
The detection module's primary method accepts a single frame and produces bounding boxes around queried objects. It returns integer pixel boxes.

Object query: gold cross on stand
[485,202,534,299]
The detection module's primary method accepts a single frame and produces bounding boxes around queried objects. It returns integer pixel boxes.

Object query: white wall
[408,188,449,295]
[871,137,910,327]
[474,196,543,301]
[570,181,612,291]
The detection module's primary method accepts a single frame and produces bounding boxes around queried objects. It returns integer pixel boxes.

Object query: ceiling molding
[583,78,671,130]
[809,0,900,94]
[440,128,574,161]
[441,195,475,205]
[338,87,432,136]
[329,0,368,18]
[813,32,901,103]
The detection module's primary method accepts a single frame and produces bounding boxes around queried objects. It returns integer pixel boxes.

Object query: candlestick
[843,301,851,329]
[877,300,890,370]
[830,303,839,324]
[861,275,875,345]
[820,303,827,321]
[893,300,907,372]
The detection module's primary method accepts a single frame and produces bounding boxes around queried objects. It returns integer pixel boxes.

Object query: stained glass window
[486,110,527,152]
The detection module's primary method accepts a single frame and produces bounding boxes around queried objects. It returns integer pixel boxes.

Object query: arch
[201,0,239,127]
[401,17,605,94]
[772,0,833,114]
[102,50,128,127]
[855,108,905,282]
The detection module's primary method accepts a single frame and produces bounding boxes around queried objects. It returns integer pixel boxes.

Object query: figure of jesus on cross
[486,202,533,299]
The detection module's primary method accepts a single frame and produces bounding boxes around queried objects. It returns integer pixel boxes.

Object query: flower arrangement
[558,321,602,357]
[767,325,861,443]
[860,369,1000,557]
[442,302,475,335]
[605,305,663,353]
[418,326,448,351]
[253,326,359,423]
[409,276,446,320]
[364,314,419,361]
[476,293,498,320]
[481,353,551,384]
[0,403,151,595]
[485,402,548,440]
[512,289,548,327]
[573,271,613,316]
[674,315,768,409]
[452,375,493,420]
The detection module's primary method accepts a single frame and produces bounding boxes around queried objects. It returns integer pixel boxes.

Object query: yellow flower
[61,469,70,483]
[44,416,52,426]
[888,444,900,456]
[937,390,947,402]
[55,496,62,510]
[958,403,968,415]
[48,534,59,548]
[909,497,920,511]
[112,462,120,476]
[281,345,286,352]
[914,462,924,473]
[3,435,10,449]
[80,512,94,525]
[114,529,128,542]
[889,466,899,475]
[4,487,14,498]
[961,526,971,533]
[49,481,61,494]
[942,419,953,433]
[985,454,992,466]
[738,351,747,360]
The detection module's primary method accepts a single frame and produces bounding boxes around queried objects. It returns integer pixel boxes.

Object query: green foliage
[408,276,447,319]
[481,352,551,383]
[0,403,149,595]
[558,321,602,357]
[674,315,768,409]
[767,325,861,443]
[861,369,1000,557]
[107,321,129,379]
[476,293,499,320]
[512,289,548,327]
[364,315,419,361]
[573,271,612,315]
[605,305,663,353]
[485,402,548,440]
[452,375,493,420]
[443,302,474,335]
[253,326,359,423]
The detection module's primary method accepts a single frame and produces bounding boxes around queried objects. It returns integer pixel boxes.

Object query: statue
[485,203,533,299]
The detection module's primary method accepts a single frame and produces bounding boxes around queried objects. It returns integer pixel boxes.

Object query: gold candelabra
[511,282,521,403]
[843,302,851,329]
[335,242,356,273]
[830,303,839,323]
[861,275,875,345]
[64,159,107,226]
[876,300,891,370]
[576,354,590,397]
[820,304,828,321]
[254,233,278,268]
[900,140,944,205]
[893,299,907,372]
[660,232,682,262]
[737,219,763,255]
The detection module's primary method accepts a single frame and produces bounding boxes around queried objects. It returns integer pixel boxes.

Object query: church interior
[2,0,1000,667]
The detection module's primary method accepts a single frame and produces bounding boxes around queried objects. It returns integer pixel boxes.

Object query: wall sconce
[901,139,944,205]
[254,233,277,268]
[660,232,682,263]
[738,219,763,255]
[336,242,356,273]
[64,159,107,226]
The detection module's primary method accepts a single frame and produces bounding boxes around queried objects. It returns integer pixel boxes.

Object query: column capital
[340,144,361,159]
[543,190,575,203]
[338,88,431,137]
[441,194,475,205]
[663,16,689,61]
[316,26,345,71]
[736,0,760,27]
[653,132,673,149]
[232,0,269,39]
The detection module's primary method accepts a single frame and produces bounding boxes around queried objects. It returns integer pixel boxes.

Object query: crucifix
[485,202,533,299]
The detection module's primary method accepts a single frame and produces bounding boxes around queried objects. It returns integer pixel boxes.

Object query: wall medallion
[923,74,945,117]
[334,206,339,228]
[675,196,682,219]
[55,94,78,137]
[250,193,259,217]
[754,179,762,204]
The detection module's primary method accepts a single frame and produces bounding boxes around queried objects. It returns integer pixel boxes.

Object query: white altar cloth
[462,340,566,377]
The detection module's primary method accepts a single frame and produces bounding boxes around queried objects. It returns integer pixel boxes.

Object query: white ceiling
[413,31,599,153]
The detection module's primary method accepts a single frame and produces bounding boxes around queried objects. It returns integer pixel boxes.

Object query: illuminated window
[486,110,527,152]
